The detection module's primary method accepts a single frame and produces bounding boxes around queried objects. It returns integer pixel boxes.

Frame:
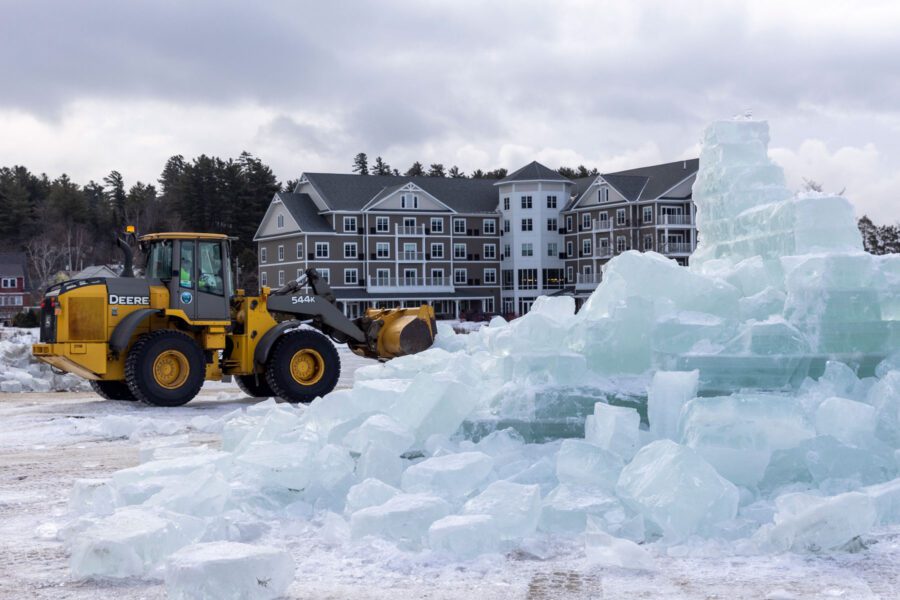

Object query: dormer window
[276,214,284,228]
[600,186,609,202]
[401,194,419,209]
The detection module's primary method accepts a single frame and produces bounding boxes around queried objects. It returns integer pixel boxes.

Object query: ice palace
[59,119,900,596]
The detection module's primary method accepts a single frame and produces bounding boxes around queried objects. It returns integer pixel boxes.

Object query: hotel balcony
[367,276,454,293]
[575,272,602,290]
[395,224,426,236]
[659,242,695,255]
[592,219,612,231]
[659,214,692,226]
[398,251,425,261]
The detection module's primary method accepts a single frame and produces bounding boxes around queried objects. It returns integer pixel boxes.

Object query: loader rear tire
[265,329,340,404]
[89,379,137,401]
[125,330,206,407]
[235,374,276,399]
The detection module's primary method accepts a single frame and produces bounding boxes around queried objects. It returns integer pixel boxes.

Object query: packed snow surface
[58,119,900,584]
[0,328,87,393]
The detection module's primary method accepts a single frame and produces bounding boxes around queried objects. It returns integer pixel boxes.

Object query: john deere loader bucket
[354,305,437,359]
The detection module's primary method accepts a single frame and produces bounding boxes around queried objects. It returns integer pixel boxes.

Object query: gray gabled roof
[498,161,571,184]
[303,173,499,213]
[277,192,334,233]
[564,158,699,210]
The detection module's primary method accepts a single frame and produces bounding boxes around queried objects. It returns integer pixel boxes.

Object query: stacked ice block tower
[655,119,900,390]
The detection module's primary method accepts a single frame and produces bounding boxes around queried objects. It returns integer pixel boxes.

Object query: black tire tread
[265,329,341,403]
[235,374,275,398]
[125,329,205,407]
[89,379,137,401]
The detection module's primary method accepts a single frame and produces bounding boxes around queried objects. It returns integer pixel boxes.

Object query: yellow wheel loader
[31,232,436,406]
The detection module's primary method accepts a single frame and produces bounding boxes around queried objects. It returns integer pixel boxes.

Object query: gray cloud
[1,1,899,221]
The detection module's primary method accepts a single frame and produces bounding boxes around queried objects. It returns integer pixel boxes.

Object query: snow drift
[60,119,900,588]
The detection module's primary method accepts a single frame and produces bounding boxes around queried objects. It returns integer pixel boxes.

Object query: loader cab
[141,233,232,321]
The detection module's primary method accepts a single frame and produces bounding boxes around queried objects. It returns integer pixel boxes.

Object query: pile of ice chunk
[63,119,900,583]
[0,328,88,392]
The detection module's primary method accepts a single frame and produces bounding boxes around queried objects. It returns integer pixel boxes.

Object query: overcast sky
[1,0,899,222]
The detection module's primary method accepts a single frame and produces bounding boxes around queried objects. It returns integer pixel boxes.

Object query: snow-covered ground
[2,367,899,599]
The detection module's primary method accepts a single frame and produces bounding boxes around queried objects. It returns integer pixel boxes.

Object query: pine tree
[371,157,392,176]
[404,162,425,177]
[281,178,301,193]
[352,153,369,175]
[858,215,880,253]
[448,166,465,178]
[103,170,127,227]
[470,169,485,179]
[484,168,508,179]
[427,163,445,177]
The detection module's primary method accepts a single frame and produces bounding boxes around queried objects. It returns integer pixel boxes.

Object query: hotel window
[521,196,532,209]
[403,217,416,228]
[547,242,558,257]
[582,239,592,256]
[376,216,389,232]
[454,218,466,234]
[431,243,444,259]
[547,195,557,209]
[344,216,357,232]
[644,235,654,250]
[503,219,510,233]
[483,244,496,259]
[276,214,284,228]
[344,242,357,258]
[582,213,591,230]
[616,209,626,225]
[504,244,510,258]
[503,197,510,210]
[616,236,627,252]
[318,268,330,283]
[454,243,466,259]
[260,247,267,264]
[296,242,303,259]
[521,243,533,257]
[518,269,537,290]
[430,268,444,282]
[376,242,390,258]
[566,216,573,231]
[430,217,443,233]
[315,242,329,258]
[547,218,557,231]
[401,194,419,209]
[344,268,358,285]
[376,268,390,284]
[482,219,496,234]
[521,218,533,232]
[643,206,652,223]
[297,268,303,280]
[260,271,267,286]
[278,270,285,286]
[484,269,497,284]
[277,245,284,261]
[600,186,609,202]
[566,266,573,282]
[454,268,467,284]
[566,241,573,257]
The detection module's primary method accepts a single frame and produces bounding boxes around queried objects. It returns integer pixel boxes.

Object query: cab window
[145,241,172,280]
[198,241,225,296]
[179,241,194,289]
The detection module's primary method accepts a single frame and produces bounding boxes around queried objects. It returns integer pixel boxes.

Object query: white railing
[661,214,691,226]
[395,224,425,236]
[398,251,424,261]
[660,242,694,254]
[368,276,454,292]
[593,219,612,231]
[595,247,612,257]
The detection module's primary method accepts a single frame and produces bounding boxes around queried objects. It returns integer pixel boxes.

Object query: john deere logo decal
[180,291,193,305]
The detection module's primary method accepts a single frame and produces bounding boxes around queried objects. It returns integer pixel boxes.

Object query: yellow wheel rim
[289,348,325,386]
[152,350,190,390]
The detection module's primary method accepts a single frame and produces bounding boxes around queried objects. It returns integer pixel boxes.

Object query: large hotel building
[255,159,698,318]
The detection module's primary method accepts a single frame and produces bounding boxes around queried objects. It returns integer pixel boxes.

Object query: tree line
[0,152,896,300]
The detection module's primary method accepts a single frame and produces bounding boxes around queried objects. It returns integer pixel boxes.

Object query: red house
[0,253,29,326]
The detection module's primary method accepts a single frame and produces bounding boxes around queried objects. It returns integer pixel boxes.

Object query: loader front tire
[89,379,137,401]
[265,329,341,403]
[125,330,206,407]
[235,374,276,399]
